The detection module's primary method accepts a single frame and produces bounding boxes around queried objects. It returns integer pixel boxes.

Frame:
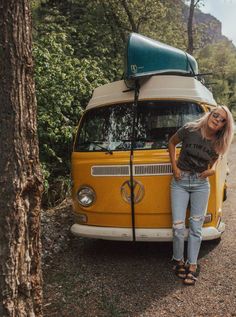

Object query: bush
[34,22,108,206]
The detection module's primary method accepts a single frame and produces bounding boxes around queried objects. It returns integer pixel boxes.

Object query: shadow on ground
[43,233,220,317]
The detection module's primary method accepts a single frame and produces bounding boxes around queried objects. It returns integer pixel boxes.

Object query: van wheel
[205,236,221,246]
[223,187,227,202]
[211,237,222,245]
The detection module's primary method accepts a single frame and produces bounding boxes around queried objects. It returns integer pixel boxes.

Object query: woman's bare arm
[168,133,182,180]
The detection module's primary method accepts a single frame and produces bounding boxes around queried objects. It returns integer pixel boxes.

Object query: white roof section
[87,75,217,110]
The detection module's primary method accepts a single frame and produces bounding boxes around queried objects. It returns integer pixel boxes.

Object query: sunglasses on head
[212,112,227,123]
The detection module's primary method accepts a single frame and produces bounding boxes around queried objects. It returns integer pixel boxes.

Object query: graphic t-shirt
[177,125,219,173]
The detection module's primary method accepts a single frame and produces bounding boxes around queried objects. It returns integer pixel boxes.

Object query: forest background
[32,0,236,206]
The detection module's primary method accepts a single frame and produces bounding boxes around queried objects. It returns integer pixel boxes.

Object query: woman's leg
[171,177,190,262]
[187,177,210,266]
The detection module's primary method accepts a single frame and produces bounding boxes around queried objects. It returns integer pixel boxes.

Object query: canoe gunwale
[127,70,197,79]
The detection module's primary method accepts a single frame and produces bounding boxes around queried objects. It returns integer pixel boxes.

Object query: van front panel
[131,150,172,228]
[72,151,136,227]
[71,100,225,232]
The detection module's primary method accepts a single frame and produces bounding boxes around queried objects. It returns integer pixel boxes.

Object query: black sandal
[173,262,187,279]
[183,268,199,285]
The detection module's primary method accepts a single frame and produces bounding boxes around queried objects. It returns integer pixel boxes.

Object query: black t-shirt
[177,125,219,173]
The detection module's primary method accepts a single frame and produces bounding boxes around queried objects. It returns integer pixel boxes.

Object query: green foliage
[34,17,108,205]
[197,40,236,111]
[43,0,188,80]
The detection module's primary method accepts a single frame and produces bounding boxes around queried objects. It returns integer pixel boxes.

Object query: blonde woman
[168,106,234,285]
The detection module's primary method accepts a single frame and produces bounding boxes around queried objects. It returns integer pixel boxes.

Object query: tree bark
[187,0,202,54]
[0,1,43,316]
[120,0,138,32]
[187,0,195,54]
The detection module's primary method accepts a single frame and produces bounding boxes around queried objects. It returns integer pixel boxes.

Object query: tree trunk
[187,0,195,54]
[0,1,43,316]
[120,0,138,32]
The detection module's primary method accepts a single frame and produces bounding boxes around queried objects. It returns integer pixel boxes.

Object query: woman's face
[207,108,227,133]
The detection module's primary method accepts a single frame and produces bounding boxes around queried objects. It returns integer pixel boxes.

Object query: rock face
[194,9,227,43]
[182,4,228,46]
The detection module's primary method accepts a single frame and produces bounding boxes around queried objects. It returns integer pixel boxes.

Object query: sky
[200,0,236,46]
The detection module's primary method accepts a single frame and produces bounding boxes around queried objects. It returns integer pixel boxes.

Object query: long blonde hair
[186,105,234,154]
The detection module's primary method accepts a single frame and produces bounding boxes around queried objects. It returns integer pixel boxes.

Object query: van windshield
[74,101,203,152]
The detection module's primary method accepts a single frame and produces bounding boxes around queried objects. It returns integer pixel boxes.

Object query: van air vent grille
[91,165,130,176]
[91,164,172,176]
[134,163,172,175]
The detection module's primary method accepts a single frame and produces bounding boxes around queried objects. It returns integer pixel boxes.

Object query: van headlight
[77,186,96,207]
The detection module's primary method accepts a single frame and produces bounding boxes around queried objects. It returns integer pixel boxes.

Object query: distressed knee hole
[173,221,185,230]
[189,216,204,222]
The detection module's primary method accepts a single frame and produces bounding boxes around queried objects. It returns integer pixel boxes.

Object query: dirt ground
[42,139,236,317]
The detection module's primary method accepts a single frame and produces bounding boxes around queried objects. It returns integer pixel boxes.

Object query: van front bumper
[71,221,225,242]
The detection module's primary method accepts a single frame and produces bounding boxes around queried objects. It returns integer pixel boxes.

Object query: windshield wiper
[134,137,157,142]
[118,138,156,142]
[82,141,113,154]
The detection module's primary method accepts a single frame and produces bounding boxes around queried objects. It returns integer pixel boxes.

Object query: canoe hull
[125,33,198,79]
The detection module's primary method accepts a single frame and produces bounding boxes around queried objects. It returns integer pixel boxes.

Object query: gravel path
[43,139,236,317]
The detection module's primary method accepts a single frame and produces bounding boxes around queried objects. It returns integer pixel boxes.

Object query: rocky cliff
[182,4,229,47]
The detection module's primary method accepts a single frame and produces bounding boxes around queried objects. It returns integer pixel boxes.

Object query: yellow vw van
[71,34,227,241]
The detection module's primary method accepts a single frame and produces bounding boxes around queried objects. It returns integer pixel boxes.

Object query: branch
[105,0,127,44]
[119,0,137,32]
[194,0,202,8]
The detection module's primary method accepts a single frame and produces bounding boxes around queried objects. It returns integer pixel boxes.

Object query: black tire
[204,236,222,246]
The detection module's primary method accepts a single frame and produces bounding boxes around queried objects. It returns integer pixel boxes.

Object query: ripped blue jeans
[171,171,210,264]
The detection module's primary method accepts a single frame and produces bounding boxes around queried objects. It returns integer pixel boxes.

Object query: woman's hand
[173,167,182,180]
[199,169,215,179]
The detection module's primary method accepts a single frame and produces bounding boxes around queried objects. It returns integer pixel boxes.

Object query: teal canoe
[124,33,198,79]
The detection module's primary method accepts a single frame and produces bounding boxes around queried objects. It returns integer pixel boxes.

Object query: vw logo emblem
[121,179,145,204]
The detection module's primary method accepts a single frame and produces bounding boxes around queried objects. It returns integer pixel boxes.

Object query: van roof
[87,75,217,110]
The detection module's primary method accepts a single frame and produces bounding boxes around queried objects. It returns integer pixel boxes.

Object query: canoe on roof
[124,33,198,79]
